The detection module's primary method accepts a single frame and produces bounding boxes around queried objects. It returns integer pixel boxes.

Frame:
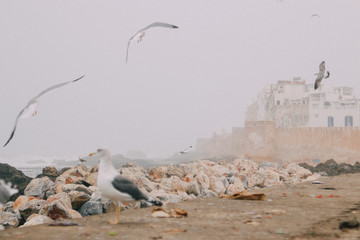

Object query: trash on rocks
[220,191,266,200]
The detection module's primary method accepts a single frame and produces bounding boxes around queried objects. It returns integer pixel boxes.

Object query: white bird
[311,14,320,18]
[314,61,330,90]
[126,22,179,63]
[174,146,193,157]
[0,179,18,207]
[3,75,85,147]
[89,147,162,224]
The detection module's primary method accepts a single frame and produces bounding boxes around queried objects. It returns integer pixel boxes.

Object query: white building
[246,77,360,127]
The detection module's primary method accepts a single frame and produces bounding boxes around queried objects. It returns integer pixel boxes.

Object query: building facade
[245,77,360,128]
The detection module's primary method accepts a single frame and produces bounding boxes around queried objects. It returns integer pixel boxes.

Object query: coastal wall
[196,121,360,163]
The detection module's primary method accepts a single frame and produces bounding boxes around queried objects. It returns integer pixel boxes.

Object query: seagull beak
[89,152,96,157]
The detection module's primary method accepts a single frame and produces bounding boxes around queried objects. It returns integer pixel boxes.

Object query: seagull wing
[126,22,179,63]
[314,75,323,90]
[32,75,85,100]
[319,61,326,72]
[325,71,330,79]
[3,75,85,147]
[111,175,149,201]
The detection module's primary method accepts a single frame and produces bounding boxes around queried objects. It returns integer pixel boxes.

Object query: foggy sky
[1,0,360,161]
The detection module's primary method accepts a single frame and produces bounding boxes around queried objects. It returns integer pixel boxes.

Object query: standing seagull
[0,179,18,207]
[89,147,162,224]
[126,22,179,63]
[314,61,330,90]
[3,75,85,147]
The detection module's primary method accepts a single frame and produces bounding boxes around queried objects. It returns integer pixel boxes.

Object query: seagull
[174,146,193,157]
[89,147,162,224]
[311,14,320,18]
[78,158,87,171]
[314,61,330,90]
[3,75,85,147]
[126,22,179,63]
[0,179,18,207]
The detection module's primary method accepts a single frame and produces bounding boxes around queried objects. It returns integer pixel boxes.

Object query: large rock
[17,197,46,222]
[186,182,201,196]
[39,192,82,220]
[137,176,155,193]
[0,163,32,201]
[35,167,59,181]
[62,184,92,195]
[0,212,19,229]
[78,201,103,217]
[209,176,226,194]
[21,214,54,227]
[68,191,91,210]
[24,177,54,198]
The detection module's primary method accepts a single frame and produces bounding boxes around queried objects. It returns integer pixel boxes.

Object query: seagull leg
[107,202,121,225]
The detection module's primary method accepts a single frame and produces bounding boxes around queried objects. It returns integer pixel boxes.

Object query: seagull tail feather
[148,198,162,206]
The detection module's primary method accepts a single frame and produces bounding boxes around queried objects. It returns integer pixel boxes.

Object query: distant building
[245,77,360,127]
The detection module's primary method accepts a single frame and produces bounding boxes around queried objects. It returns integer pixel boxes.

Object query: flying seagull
[3,75,85,147]
[174,146,192,157]
[126,22,179,63]
[0,179,18,207]
[89,147,162,224]
[314,61,330,90]
[311,14,320,18]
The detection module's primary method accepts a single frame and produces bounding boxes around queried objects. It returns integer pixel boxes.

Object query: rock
[186,182,201,196]
[39,192,82,220]
[209,176,226,194]
[261,169,281,186]
[84,172,97,186]
[21,214,54,227]
[226,177,246,195]
[1,201,16,214]
[137,177,155,193]
[248,173,265,188]
[17,197,46,222]
[196,171,210,191]
[201,189,218,198]
[78,201,103,216]
[62,184,92,195]
[0,163,32,201]
[0,212,19,229]
[149,190,183,203]
[0,225,4,231]
[35,167,59,181]
[120,165,146,182]
[284,163,312,179]
[68,191,91,210]
[24,177,54,199]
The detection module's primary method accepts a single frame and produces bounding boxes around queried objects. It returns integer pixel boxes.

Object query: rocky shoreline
[0,158,321,230]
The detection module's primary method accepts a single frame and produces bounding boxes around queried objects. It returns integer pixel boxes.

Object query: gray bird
[89,147,162,224]
[126,22,179,63]
[0,180,18,206]
[4,75,85,147]
[314,61,330,90]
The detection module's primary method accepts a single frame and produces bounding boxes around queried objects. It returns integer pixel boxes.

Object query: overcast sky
[0,0,359,161]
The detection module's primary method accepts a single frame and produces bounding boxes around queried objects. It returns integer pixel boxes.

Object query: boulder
[39,192,82,220]
[225,177,246,195]
[62,184,92,195]
[68,191,91,210]
[0,212,19,229]
[186,182,201,196]
[137,177,155,193]
[78,201,103,217]
[17,197,46,222]
[209,176,226,194]
[84,172,97,186]
[35,166,59,181]
[21,214,54,227]
[24,177,54,199]
[1,201,16,214]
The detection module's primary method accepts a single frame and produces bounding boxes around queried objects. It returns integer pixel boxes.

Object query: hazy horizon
[1,0,359,160]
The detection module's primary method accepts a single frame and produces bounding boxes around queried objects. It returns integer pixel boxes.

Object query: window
[328,116,334,127]
[345,116,353,127]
